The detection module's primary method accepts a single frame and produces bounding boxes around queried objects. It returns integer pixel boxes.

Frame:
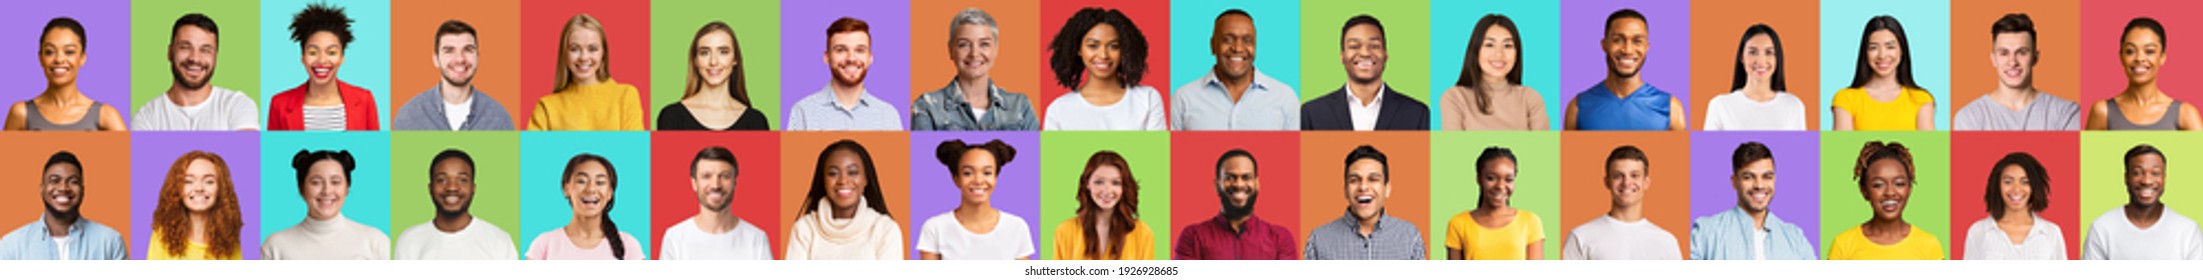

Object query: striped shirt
[303,105,347,131]
[1304,211,1425,260]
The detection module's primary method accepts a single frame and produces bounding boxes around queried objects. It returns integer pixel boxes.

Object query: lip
[579,196,602,206]
[1879,200,1901,211]
[1354,195,1374,205]
[49,67,70,76]
[50,192,73,205]
[1487,60,1509,70]
[2131,65,2152,75]
[443,195,462,205]
[2002,68,2023,79]
[311,66,333,78]
[834,187,856,198]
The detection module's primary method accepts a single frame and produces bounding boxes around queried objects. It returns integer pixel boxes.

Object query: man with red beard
[1,151,126,260]
[789,17,902,131]
[1173,149,1296,259]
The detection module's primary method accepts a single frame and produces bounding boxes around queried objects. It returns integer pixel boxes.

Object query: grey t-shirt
[1953,92,2080,131]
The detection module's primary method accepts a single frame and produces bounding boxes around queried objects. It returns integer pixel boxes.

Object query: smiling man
[134,14,262,131]
[395,20,515,131]
[1689,142,1814,260]
[1,151,126,260]
[1301,15,1429,131]
[2083,144,2203,259]
[1565,9,1683,131]
[1304,145,1424,260]
[1174,149,1297,260]
[1173,9,1299,131]
[660,146,770,260]
[1564,145,1680,260]
[1954,13,2079,131]
[789,17,903,131]
[394,149,515,260]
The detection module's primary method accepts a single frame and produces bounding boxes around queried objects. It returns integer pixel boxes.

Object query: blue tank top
[1573,83,1673,130]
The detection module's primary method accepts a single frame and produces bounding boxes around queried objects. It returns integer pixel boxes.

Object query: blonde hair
[554,14,611,93]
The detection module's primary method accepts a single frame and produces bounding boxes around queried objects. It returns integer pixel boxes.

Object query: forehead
[829,31,871,44]
[2124,27,2163,43]
[437,33,477,45]
[1606,158,1646,171]
[42,28,82,44]
[432,157,473,171]
[44,163,81,175]
[1216,14,1254,29]
[959,149,997,164]
[1607,18,1647,35]
[1347,158,1384,173]
[1343,24,1382,38]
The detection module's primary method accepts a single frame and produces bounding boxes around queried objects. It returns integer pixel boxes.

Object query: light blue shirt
[1689,207,1816,260]
[787,86,903,131]
[0,215,127,260]
[1171,70,1300,130]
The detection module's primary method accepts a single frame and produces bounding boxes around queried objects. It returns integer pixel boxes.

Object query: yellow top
[1051,218,1155,260]
[1444,210,1546,260]
[1832,87,1935,130]
[147,229,240,260]
[1828,225,1944,260]
[529,78,645,130]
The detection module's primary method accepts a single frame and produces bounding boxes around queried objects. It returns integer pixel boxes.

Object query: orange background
[519,0,654,129]
[0,132,133,258]
[1297,132,1430,245]
[776,132,911,259]
[1949,0,2082,117]
[1687,0,1820,130]
[392,0,526,129]
[1558,131,1691,257]
[909,0,1042,107]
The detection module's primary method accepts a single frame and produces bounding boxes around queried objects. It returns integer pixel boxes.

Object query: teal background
[1429,0,1563,130]
[519,131,653,259]
[1818,0,1952,130]
[1168,0,1302,95]
[259,132,395,243]
[260,0,394,128]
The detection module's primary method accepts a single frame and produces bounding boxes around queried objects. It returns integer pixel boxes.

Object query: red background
[1167,131,1299,257]
[519,0,654,129]
[1037,0,1172,126]
[648,131,782,259]
[1948,132,2080,259]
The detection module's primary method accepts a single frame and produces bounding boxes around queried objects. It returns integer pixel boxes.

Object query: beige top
[1441,85,1549,130]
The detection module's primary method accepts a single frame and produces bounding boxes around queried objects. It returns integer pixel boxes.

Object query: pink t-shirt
[526,229,645,260]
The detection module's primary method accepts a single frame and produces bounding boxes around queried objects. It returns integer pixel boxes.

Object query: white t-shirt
[131,86,261,130]
[2084,208,2203,260]
[394,218,518,260]
[1963,216,2066,260]
[1751,228,1767,260]
[1702,91,1806,130]
[1043,85,1167,131]
[659,217,773,260]
[1346,85,1386,131]
[52,235,69,261]
[1563,215,1683,260]
[443,96,473,131]
[916,211,1035,260]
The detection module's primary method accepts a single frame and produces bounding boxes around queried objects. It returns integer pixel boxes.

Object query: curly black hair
[1049,7,1148,89]
[288,2,355,49]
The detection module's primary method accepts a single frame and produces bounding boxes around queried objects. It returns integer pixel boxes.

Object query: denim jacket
[911,79,1037,131]
[1690,207,1817,260]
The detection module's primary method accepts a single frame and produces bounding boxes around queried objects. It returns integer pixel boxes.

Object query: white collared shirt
[1963,215,2067,260]
[1346,85,1386,131]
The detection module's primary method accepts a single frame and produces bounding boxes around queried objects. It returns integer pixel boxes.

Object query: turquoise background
[1168,0,1303,95]
[259,132,395,242]
[260,0,394,128]
[519,132,654,259]
[1818,0,1952,130]
[1429,0,1562,130]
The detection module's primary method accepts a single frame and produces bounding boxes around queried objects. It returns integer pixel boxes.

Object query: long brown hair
[1075,151,1139,259]
[153,151,242,258]
[683,21,749,105]
[553,14,611,93]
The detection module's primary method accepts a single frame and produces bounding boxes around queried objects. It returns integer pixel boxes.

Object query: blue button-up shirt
[1171,70,1300,130]
[1,215,127,260]
[787,86,904,131]
[911,79,1038,131]
[1690,207,1816,260]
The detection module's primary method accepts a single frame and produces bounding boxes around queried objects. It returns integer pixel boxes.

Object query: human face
[564,161,612,219]
[182,159,221,212]
[430,157,475,215]
[1604,18,1649,79]
[1081,24,1123,81]
[954,149,998,206]
[824,150,869,209]
[302,32,345,85]
[1866,30,1902,79]
[1606,159,1649,208]
[825,31,872,86]
[40,28,85,87]
[1742,35,1777,85]
[1212,15,1256,81]
[1733,159,1775,213]
[1478,25,1518,81]
[435,33,479,87]
[1340,24,1388,84]
[950,24,996,80]
[170,26,218,90]
[1217,156,1259,213]
[692,159,735,213]
[41,163,83,216]
[1478,159,1517,207]
[1861,159,1912,221]
[696,31,736,88]
[303,160,350,220]
[1997,164,2033,214]
[1086,165,1125,210]
[2121,27,2166,85]
[1344,159,1390,221]
[565,28,605,83]
[1992,32,2035,88]
[2126,153,2166,206]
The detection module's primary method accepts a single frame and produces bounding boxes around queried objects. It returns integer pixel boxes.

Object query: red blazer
[269,81,381,130]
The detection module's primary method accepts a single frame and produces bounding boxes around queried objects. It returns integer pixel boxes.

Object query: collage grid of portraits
[3,0,2203,266]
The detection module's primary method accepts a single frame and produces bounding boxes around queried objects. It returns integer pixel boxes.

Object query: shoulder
[530,230,567,245]
[921,212,958,229]
[1045,92,1087,111]
[1905,88,1936,102]
[396,222,437,239]
[658,102,690,116]
[999,212,1032,228]
[1447,211,1477,227]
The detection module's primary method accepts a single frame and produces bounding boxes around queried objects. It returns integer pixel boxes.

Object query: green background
[1297,0,1431,104]
[389,131,522,258]
[1817,131,1951,259]
[2078,132,2203,242]
[648,0,781,130]
[1039,131,1173,260]
[131,0,262,110]
[1428,131,1562,259]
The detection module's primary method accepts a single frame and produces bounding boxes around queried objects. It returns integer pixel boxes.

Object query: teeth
[2141,189,2159,197]
[444,196,461,204]
[1880,200,1899,207]
[1355,196,1373,203]
[1752,193,1769,200]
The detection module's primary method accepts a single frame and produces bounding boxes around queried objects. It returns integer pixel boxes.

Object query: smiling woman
[526,153,645,260]
[7,17,125,131]
[148,151,243,260]
[1829,141,1945,260]
[268,3,379,131]
[917,139,1033,260]
[530,14,645,131]
[263,149,389,260]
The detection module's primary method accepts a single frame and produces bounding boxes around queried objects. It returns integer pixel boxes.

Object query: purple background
[1686,131,1819,248]
[780,0,912,129]
[0,0,131,123]
[907,132,1041,259]
[1558,0,1690,119]
[130,132,261,260]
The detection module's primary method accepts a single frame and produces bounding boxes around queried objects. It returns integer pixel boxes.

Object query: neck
[433,211,473,233]
[1219,71,1254,102]
[1227,214,1250,232]
[830,204,858,220]
[1475,200,1513,212]
[1606,204,1644,222]
[832,81,865,99]
[1867,76,1901,90]
[1603,76,1643,97]
[954,201,995,219]
[37,86,85,104]
[1349,80,1384,105]
[309,80,342,98]
[2126,202,2166,223]
[1998,210,2034,225]
[1083,76,1125,95]
[1865,216,1908,232]
[43,212,78,237]
[1742,80,1776,100]
[439,81,473,104]
[693,84,740,105]
[1992,82,2035,98]
[956,76,992,109]
[1479,75,1512,92]
[1744,207,1769,231]
[1356,214,1381,236]
[565,215,604,238]
[2122,83,2165,99]
[693,207,739,234]
[166,84,215,106]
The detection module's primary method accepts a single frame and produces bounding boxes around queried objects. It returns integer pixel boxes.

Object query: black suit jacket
[1300,84,1430,130]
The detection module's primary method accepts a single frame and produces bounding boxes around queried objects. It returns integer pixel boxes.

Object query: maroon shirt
[1172,214,1298,260]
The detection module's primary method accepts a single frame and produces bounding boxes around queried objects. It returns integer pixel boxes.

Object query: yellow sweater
[529,78,645,130]
[147,229,240,260]
[1052,218,1154,260]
